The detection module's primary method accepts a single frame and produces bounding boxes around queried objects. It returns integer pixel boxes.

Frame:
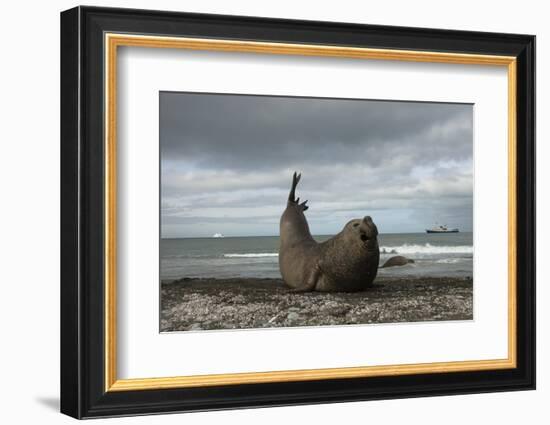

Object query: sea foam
[224,253,279,258]
[224,244,473,258]
[381,243,473,254]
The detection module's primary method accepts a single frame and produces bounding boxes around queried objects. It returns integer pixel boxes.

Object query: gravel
[160,276,473,332]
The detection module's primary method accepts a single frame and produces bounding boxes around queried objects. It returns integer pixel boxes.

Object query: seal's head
[343,216,379,252]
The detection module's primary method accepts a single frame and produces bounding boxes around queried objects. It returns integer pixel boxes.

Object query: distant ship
[212,233,225,238]
[426,225,459,233]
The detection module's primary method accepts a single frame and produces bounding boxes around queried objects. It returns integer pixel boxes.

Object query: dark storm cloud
[159,92,473,238]
[160,92,472,170]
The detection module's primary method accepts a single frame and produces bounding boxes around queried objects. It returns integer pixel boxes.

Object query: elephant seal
[278,172,380,292]
[381,255,414,268]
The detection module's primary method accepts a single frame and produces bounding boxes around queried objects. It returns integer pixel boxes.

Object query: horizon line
[161,231,473,240]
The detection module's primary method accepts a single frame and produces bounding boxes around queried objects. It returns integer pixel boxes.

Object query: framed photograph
[60,6,535,419]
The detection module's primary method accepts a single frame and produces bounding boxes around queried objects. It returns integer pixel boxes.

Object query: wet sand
[160,277,473,332]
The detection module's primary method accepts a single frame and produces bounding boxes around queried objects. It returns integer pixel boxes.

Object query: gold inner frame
[104,33,517,392]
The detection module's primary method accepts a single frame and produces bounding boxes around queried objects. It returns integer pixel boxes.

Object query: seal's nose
[362,216,378,238]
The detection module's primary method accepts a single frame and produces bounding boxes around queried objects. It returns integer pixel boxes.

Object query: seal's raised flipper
[295,197,309,211]
[288,171,301,203]
[287,172,309,211]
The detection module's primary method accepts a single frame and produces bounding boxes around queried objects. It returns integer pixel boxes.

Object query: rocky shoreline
[160,276,473,332]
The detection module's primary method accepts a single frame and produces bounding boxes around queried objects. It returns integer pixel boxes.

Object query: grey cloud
[160,92,473,237]
[160,92,472,171]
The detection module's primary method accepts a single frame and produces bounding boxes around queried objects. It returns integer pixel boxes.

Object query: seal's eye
[360,234,368,242]
[353,223,359,228]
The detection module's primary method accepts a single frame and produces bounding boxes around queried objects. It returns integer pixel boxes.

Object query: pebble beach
[160,276,473,332]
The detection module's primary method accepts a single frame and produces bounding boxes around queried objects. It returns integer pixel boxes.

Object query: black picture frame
[60,5,535,419]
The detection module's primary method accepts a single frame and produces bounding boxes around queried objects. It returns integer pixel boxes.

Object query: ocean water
[160,232,473,281]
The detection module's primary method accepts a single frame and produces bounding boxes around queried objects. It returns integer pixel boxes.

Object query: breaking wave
[435,258,462,264]
[380,244,473,255]
[224,253,279,258]
[224,245,473,258]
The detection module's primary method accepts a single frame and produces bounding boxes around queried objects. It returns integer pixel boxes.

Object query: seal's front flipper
[289,263,321,293]
[289,285,314,293]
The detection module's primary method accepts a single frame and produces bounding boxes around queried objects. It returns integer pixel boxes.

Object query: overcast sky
[160,92,473,238]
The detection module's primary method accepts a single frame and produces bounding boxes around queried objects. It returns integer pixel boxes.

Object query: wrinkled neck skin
[323,228,378,255]
[321,232,357,256]
[319,224,380,283]
[280,202,315,247]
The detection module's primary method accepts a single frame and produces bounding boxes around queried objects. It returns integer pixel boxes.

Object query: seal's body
[381,255,414,268]
[279,173,380,292]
